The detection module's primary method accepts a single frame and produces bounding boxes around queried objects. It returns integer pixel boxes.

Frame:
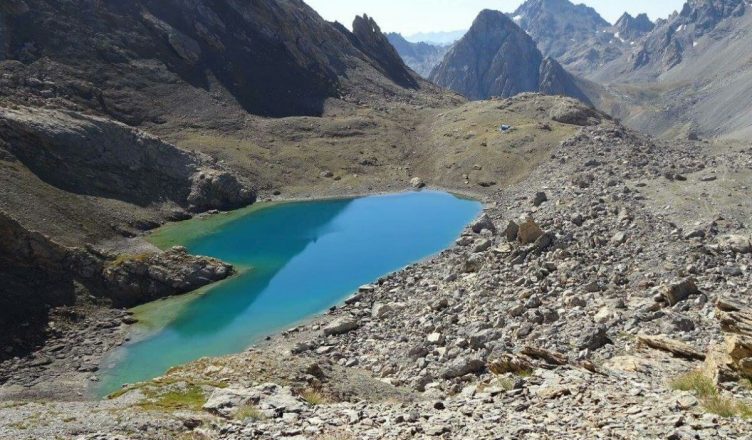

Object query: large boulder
[517,218,544,244]
[441,356,486,379]
[323,316,360,336]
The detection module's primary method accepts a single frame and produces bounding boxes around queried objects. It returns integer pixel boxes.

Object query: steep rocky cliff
[347,15,418,89]
[627,0,747,73]
[511,0,628,75]
[0,0,422,122]
[430,10,589,103]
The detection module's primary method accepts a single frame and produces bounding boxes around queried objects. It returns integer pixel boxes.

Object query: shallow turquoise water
[97,191,481,396]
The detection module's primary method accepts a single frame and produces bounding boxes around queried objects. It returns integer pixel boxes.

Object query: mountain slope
[590,0,752,139]
[429,9,590,103]
[386,33,449,78]
[0,0,422,122]
[511,0,630,75]
[512,0,610,59]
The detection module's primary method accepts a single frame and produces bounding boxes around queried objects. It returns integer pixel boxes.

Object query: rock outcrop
[348,15,418,89]
[704,298,752,383]
[0,211,235,359]
[430,9,589,102]
[0,105,255,213]
[101,246,232,307]
[0,212,73,358]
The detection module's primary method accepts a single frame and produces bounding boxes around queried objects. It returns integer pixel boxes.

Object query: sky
[304,0,686,37]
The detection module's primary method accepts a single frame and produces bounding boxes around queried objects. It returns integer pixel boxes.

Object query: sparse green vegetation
[740,377,752,391]
[234,404,266,421]
[300,388,328,406]
[138,384,206,412]
[670,370,717,399]
[670,370,752,419]
[106,252,152,269]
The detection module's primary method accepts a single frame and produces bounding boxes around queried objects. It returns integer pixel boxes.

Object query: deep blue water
[97,191,481,395]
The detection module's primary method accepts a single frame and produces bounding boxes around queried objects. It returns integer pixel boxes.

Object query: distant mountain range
[385,0,752,139]
[403,30,466,45]
[386,33,450,78]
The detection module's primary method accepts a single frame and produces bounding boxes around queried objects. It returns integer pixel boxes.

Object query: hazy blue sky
[305,0,686,36]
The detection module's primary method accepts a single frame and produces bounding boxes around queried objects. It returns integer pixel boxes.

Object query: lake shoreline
[0,187,487,402]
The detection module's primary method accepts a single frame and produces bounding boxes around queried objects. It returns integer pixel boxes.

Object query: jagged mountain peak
[614,12,655,40]
[513,0,610,28]
[511,0,611,65]
[348,14,418,88]
[628,0,748,72]
[429,9,590,103]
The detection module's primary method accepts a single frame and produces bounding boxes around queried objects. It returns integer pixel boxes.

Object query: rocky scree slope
[430,9,590,104]
[5,96,752,438]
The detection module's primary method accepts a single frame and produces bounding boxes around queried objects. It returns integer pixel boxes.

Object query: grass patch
[139,384,206,412]
[234,404,266,421]
[106,252,152,268]
[300,388,328,406]
[107,377,227,401]
[670,371,717,399]
[670,370,752,419]
[704,396,751,418]
[740,377,752,391]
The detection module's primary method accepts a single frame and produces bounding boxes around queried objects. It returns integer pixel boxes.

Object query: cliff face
[0,106,254,213]
[430,10,589,103]
[0,210,235,360]
[349,15,418,89]
[0,0,421,121]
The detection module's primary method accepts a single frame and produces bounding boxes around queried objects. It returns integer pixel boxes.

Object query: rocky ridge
[0,0,427,120]
[614,12,656,42]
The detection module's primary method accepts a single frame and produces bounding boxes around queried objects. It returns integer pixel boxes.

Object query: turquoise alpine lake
[97,191,481,396]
